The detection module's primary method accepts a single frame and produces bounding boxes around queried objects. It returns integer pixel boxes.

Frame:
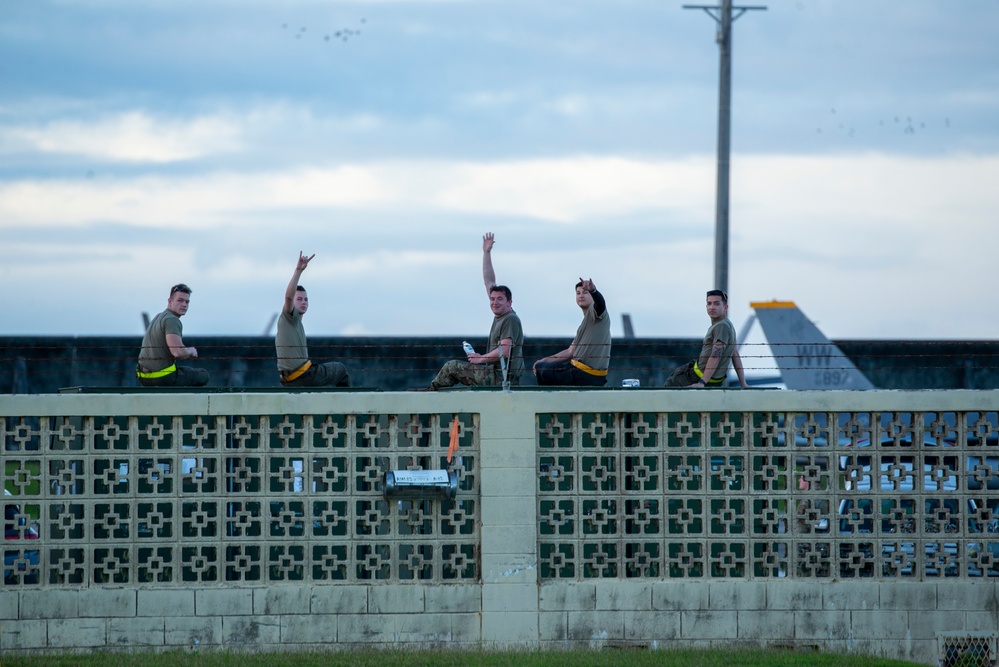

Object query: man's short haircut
[170,283,192,296]
[706,289,728,304]
[575,281,584,289]
[490,285,513,301]
[296,285,306,292]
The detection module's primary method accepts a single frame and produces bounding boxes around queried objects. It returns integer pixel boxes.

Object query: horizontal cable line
[8,342,999,349]
[4,365,996,378]
[5,351,999,365]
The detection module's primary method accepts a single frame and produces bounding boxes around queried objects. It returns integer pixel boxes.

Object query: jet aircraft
[747,300,874,390]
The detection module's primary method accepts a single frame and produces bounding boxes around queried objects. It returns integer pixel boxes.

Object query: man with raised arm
[426,232,524,390]
[275,252,351,387]
[136,283,210,387]
[533,278,611,386]
[664,289,748,388]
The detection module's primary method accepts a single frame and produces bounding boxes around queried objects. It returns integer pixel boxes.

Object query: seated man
[533,278,611,386]
[276,252,350,387]
[428,233,524,389]
[665,289,748,388]
[136,283,209,387]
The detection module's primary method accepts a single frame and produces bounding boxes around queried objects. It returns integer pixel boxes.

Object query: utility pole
[683,0,765,295]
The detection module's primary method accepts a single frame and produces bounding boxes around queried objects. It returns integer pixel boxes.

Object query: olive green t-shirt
[138,309,183,372]
[696,317,737,381]
[571,304,612,371]
[275,308,309,373]
[488,310,524,380]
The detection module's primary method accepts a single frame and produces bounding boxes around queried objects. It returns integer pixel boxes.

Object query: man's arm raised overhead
[482,232,497,296]
[285,251,314,316]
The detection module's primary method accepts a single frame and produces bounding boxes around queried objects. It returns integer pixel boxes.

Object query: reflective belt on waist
[136,364,177,379]
[570,359,608,377]
[692,362,724,385]
[281,360,312,382]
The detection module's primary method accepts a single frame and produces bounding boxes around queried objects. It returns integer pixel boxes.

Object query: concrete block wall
[0,584,483,651]
[536,580,999,664]
[2,389,999,664]
[10,579,990,662]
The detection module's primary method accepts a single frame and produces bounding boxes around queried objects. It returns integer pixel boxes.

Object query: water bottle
[462,341,475,356]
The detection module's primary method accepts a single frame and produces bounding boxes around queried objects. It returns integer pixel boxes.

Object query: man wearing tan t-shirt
[664,289,748,388]
[136,283,209,387]
[426,233,524,390]
[533,278,611,386]
[275,252,350,387]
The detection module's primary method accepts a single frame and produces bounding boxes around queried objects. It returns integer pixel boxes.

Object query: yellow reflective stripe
[749,300,797,309]
[692,362,724,384]
[281,360,312,382]
[136,364,177,379]
[570,359,608,377]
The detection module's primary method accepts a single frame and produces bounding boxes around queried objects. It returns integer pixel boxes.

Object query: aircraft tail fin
[750,301,876,390]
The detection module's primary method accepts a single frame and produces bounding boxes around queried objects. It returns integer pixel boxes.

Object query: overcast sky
[2,0,997,344]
